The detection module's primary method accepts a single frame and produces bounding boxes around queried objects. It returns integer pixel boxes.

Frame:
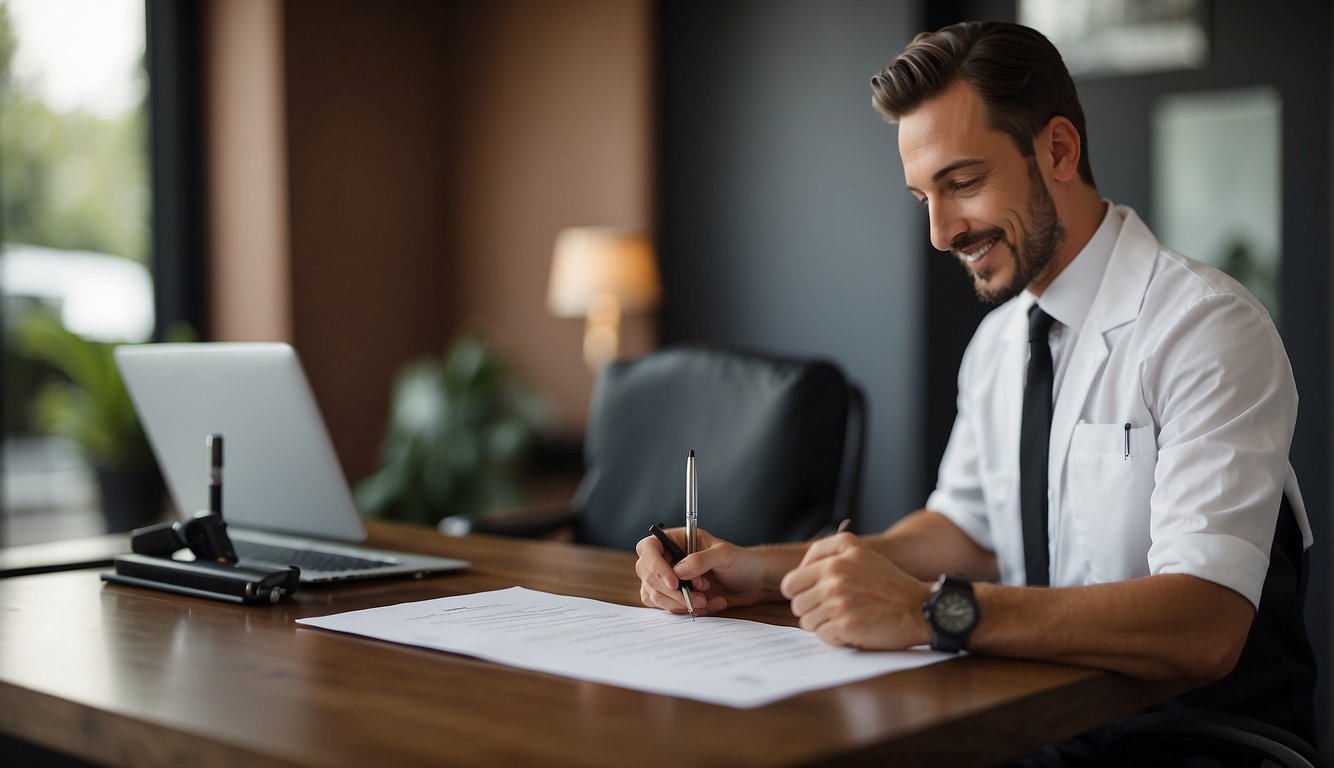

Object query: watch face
[933,591,977,634]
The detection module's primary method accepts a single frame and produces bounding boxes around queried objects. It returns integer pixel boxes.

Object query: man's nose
[928,202,968,253]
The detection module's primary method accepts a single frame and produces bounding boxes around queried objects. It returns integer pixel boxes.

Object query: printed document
[297,586,953,708]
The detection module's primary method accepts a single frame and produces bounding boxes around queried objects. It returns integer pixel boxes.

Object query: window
[0,0,154,545]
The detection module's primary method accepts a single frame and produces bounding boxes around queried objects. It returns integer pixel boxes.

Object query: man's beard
[956,159,1067,305]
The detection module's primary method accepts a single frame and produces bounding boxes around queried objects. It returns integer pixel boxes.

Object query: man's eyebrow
[905,158,987,196]
[931,158,985,184]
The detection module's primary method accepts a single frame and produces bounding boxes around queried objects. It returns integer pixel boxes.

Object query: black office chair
[443,345,866,550]
[1105,493,1320,768]
[1106,710,1321,768]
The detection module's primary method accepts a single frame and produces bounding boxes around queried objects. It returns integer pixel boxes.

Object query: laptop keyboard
[233,540,397,573]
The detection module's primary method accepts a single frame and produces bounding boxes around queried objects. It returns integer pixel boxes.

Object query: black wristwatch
[922,575,980,653]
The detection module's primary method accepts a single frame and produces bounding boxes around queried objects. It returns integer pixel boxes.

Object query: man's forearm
[871,509,999,581]
[872,513,1252,680]
[970,573,1254,681]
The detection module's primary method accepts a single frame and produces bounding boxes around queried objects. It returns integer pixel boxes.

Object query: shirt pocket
[1066,422,1157,582]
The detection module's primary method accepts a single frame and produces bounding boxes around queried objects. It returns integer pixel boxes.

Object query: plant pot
[96,465,166,533]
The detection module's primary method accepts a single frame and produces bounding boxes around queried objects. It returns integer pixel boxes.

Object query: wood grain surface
[0,521,1192,767]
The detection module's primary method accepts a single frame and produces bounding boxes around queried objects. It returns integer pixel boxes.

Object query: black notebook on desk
[115,342,468,583]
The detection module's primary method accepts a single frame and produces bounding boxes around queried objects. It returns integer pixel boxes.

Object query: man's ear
[1042,116,1082,183]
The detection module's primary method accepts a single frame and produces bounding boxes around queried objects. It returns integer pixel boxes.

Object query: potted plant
[14,309,184,532]
[355,332,547,527]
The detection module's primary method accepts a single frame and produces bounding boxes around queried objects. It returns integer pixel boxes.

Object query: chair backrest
[572,345,864,550]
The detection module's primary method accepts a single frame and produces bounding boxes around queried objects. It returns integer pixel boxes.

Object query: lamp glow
[547,227,661,371]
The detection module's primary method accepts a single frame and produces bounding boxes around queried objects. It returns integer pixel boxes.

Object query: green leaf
[14,309,155,468]
[354,331,548,524]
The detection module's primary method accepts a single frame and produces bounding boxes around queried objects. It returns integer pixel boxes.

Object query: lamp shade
[547,227,661,318]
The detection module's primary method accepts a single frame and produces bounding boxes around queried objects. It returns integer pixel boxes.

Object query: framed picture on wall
[1019,0,1209,79]
[1152,86,1282,320]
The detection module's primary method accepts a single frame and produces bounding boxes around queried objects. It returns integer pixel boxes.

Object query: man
[634,20,1315,760]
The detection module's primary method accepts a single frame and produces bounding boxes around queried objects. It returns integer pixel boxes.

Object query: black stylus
[648,523,695,619]
[207,433,224,517]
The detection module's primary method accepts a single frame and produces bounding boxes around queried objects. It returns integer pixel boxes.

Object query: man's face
[898,80,1065,303]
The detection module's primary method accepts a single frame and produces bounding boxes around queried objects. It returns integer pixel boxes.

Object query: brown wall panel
[283,0,456,483]
[204,0,292,343]
[208,0,653,485]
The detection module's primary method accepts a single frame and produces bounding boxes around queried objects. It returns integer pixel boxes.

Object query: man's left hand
[779,533,934,650]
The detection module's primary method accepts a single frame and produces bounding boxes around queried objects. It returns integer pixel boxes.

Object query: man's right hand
[634,527,773,616]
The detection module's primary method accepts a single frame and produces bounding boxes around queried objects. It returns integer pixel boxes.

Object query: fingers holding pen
[635,533,680,605]
[637,526,754,616]
[635,527,702,613]
[640,579,692,614]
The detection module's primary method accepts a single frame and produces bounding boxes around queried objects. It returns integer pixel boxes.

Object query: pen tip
[689,449,695,458]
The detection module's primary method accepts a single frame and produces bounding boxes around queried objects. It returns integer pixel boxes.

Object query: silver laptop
[115,342,469,583]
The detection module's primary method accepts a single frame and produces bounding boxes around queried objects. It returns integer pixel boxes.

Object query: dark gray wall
[1326,3,1334,757]
[657,0,926,532]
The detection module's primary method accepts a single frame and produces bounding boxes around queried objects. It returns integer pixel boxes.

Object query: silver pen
[684,450,699,620]
[685,450,698,557]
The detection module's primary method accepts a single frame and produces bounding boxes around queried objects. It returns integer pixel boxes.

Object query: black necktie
[1021,305,1057,587]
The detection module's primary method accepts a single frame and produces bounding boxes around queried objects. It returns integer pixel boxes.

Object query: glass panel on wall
[0,0,153,545]
[1152,87,1282,320]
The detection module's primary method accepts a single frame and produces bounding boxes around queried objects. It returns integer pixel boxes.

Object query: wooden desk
[0,521,1192,767]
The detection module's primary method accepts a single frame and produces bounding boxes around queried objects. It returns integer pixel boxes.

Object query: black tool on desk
[102,434,299,604]
[129,434,237,564]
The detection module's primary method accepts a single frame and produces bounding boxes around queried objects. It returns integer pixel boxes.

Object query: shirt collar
[1027,200,1123,332]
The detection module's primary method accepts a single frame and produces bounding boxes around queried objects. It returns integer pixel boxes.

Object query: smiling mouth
[956,238,996,264]
[952,235,1001,266]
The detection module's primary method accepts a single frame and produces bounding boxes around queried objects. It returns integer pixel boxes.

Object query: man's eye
[913,197,928,209]
[953,178,980,192]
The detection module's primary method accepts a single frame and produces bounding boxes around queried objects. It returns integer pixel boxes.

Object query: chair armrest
[1107,710,1320,768]
[438,505,579,540]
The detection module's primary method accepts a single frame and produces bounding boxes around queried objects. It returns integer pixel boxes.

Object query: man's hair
[870,21,1095,186]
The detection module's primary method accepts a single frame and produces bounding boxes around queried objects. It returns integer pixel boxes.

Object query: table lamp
[547,227,662,372]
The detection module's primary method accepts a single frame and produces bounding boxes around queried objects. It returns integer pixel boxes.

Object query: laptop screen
[115,343,367,542]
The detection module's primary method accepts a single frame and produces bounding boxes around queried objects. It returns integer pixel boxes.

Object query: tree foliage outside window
[0,0,154,543]
[0,1,150,265]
